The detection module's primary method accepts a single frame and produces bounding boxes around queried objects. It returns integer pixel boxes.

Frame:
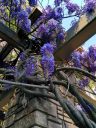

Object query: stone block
[3,114,15,127]
[57,110,63,115]
[44,101,57,117]
[48,121,62,128]
[58,114,63,120]
[34,111,47,128]
[31,126,43,128]
[14,110,47,128]
[48,99,60,106]
[29,98,57,117]
[57,106,63,111]
[48,115,62,124]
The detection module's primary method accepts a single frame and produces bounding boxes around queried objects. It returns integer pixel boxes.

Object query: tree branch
[56,67,96,81]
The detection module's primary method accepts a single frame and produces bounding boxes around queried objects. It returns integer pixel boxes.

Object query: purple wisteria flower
[89,61,96,73]
[25,56,37,76]
[20,52,26,61]
[54,0,63,6]
[28,0,37,6]
[41,55,55,78]
[54,7,63,20]
[86,45,96,72]
[18,10,29,21]
[12,5,22,18]
[78,78,89,88]
[47,18,58,30]
[18,10,31,32]
[1,0,9,6]
[26,7,32,15]
[37,24,47,37]
[84,0,96,14]
[57,32,65,41]
[40,43,54,56]
[20,18,31,32]
[71,51,82,68]
[40,43,55,78]
[66,2,79,14]
[21,0,26,4]
[88,45,96,61]
[44,5,63,21]
[13,0,20,5]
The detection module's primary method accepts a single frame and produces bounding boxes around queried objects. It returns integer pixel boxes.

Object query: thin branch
[0,68,14,74]
[56,67,96,81]
[55,71,96,122]
[0,16,16,26]
[0,78,49,90]
[54,85,96,128]
[62,14,78,18]
[21,87,56,100]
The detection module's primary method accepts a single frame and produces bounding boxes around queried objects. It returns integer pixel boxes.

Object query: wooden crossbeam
[0,44,13,60]
[0,22,25,50]
[29,6,42,25]
[0,89,15,110]
[55,10,96,61]
[0,7,42,61]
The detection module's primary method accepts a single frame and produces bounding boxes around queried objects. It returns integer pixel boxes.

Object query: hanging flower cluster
[70,51,82,68]
[54,0,63,7]
[70,45,96,73]
[0,0,96,79]
[78,77,89,88]
[28,0,37,6]
[37,18,65,46]
[70,45,96,88]
[18,10,31,32]
[40,43,55,79]
[0,0,32,32]
[66,2,80,14]
[19,52,38,76]
[83,0,96,14]
[25,56,37,76]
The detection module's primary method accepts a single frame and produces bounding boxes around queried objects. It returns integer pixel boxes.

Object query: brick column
[3,90,78,128]
[2,90,63,128]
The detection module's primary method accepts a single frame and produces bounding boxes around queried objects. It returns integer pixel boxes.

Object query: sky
[39,0,96,50]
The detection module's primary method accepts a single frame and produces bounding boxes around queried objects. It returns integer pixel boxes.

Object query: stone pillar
[2,89,77,128]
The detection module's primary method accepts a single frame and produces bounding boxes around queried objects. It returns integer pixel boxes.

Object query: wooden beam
[0,44,13,60]
[0,89,15,110]
[55,10,96,61]
[0,22,29,61]
[0,22,26,50]
[0,7,43,60]
[29,6,42,25]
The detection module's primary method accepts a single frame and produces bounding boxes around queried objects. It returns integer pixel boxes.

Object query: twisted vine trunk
[54,86,96,128]
[56,71,96,122]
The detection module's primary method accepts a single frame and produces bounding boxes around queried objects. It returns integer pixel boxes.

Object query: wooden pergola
[0,6,96,113]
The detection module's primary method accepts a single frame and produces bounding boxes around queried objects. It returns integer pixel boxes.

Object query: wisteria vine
[0,0,96,127]
[0,0,96,83]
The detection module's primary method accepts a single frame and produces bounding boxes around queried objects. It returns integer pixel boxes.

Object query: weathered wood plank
[0,89,15,110]
[55,10,96,61]
[0,44,13,60]
[0,7,42,61]
[0,22,26,50]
